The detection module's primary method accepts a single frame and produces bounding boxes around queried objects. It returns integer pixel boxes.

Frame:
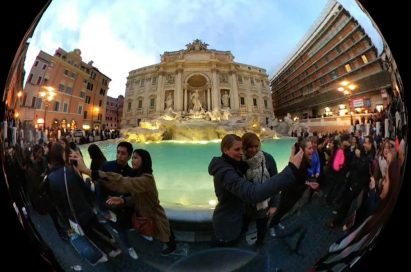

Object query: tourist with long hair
[47,143,121,262]
[71,148,177,256]
[241,132,278,246]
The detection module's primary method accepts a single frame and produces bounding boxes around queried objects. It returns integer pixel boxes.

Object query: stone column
[184,89,188,112]
[155,72,164,112]
[384,118,389,138]
[376,121,381,136]
[230,71,239,111]
[176,69,183,111]
[211,68,219,110]
[206,89,210,111]
[209,88,213,110]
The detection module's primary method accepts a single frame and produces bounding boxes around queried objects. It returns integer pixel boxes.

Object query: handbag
[70,233,104,266]
[132,214,155,236]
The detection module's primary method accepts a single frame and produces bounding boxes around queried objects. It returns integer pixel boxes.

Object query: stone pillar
[211,69,219,110]
[11,126,17,146]
[206,89,210,111]
[176,70,183,111]
[384,118,389,138]
[184,89,188,112]
[376,121,381,136]
[155,73,164,112]
[209,88,213,110]
[230,72,239,111]
[365,123,370,136]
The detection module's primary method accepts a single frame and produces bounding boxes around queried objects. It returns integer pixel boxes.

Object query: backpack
[37,175,53,215]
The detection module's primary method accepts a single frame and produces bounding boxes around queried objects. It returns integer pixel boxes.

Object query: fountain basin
[79,138,295,240]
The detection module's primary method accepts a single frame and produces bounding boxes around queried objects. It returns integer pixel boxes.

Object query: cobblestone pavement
[28,194,345,272]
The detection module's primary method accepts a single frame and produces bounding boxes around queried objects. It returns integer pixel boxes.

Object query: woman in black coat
[208,134,303,246]
[47,143,121,260]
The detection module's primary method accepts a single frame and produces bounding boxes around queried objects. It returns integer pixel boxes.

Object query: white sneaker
[128,248,138,260]
[269,228,276,237]
[108,248,122,258]
[141,235,153,241]
[96,254,108,264]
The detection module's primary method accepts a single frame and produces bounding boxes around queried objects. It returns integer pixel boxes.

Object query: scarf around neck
[244,151,270,210]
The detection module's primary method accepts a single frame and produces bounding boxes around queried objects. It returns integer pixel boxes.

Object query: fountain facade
[122,39,274,129]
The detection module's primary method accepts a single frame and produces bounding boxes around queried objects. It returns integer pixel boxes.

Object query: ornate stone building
[122,39,273,127]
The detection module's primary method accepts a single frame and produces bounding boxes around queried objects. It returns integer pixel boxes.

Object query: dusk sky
[24,0,383,98]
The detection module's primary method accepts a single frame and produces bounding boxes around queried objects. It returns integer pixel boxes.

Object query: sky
[24,0,383,98]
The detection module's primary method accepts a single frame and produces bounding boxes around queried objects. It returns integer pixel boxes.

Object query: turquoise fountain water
[79,138,296,210]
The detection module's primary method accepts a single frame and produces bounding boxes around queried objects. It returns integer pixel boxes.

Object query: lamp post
[39,86,56,131]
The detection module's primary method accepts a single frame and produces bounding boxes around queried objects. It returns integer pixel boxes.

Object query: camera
[70,159,78,167]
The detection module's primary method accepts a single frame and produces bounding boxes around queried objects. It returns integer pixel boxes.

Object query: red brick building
[105,95,124,129]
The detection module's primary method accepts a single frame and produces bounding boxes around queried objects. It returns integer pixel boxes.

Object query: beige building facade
[122,39,273,127]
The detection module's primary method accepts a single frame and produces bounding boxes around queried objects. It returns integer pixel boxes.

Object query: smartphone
[294,142,300,154]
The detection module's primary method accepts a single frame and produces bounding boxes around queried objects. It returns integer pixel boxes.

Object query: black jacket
[48,166,95,226]
[208,155,298,242]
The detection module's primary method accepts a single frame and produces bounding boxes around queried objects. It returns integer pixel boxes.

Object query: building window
[36,76,42,85]
[99,100,102,107]
[42,64,47,70]
[85,96,91,104]
[152,76,157,85]
[35,98,42,109]
[64,69,69,76]
[238,76,243,84]
[330,70,339,79]
[78,105,83,114]
[66,87,72,95]
[253,98,257,107]
[345,64,352,73]
[319,77,326,85]
[54,101,60,111]
[87,82,93,91]
[63,103,68,113]
[140,79,145,87]
[336,45,341,53]
[80,91,86,98]
[361,55,368,64]
[27,73,33,83]
[84,110,88,119]
[264,100,268,109]
[250,78,255,85]
[150,98,155,108]
[59,84,65,92]
[34,61,39,67]
[127,102,132,112]
[100,88,105,95]
[240,97,245,105]
[138,100,143,109]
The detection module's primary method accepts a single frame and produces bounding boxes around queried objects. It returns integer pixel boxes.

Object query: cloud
[25,0,382,98]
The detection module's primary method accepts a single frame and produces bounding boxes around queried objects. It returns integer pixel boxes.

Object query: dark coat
[208,155,298,242]
[48,166,95,226]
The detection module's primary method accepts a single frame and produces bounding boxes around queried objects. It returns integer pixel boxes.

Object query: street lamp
[337,80,356,113]
[39,86,56,130]
[93,106,100,129]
